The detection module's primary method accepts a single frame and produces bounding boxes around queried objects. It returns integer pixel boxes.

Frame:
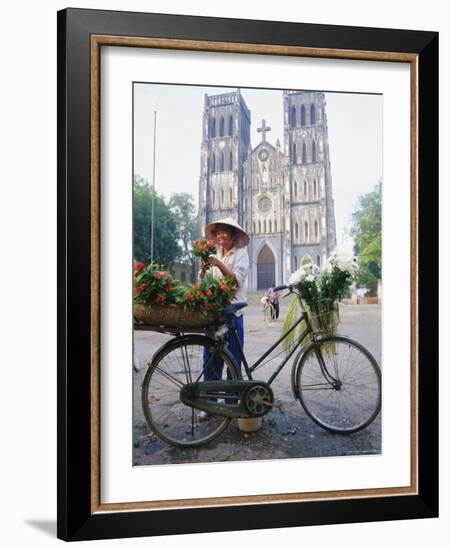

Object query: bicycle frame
[226,296,339,388]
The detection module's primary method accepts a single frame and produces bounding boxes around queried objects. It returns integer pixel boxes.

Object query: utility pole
[150,111,157,262]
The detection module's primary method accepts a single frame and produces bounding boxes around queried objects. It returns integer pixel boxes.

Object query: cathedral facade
[198,89,337,291]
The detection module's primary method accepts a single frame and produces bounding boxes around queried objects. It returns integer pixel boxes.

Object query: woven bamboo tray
[133,303,220,328]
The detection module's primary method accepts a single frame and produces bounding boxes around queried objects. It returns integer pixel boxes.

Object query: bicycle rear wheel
[296,336,381,434]
[141,335,238,448]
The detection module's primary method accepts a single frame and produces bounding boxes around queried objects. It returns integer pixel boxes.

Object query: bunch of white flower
[324,248,358,274]
[288,263,320,286]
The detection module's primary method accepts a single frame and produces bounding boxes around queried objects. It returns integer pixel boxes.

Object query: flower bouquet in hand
[192,238,217,262]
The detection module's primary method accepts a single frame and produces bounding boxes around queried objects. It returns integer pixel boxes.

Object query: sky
[133,83,382,251]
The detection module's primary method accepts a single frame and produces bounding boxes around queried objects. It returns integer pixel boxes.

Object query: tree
[133,175,180,267]
[350,181,382,294]
[168,193,198,281]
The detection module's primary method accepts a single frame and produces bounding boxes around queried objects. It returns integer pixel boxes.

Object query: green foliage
[320,267,353,302]
[133,175,181,267]
[281,297,304,352]
[168,193,198,279]
[281,298,338,353]
[295,278,321,304]
[350,181,382,293]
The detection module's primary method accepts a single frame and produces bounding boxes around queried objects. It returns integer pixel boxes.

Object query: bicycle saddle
[224,301,248,316]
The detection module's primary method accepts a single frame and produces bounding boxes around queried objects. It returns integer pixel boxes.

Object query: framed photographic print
[57,8,438,541]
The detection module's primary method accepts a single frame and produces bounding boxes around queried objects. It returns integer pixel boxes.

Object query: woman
[266,284,280,319]
[199,217,249,392]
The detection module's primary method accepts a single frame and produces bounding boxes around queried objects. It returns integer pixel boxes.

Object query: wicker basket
[309,299,340,335]
[133,303,220,329]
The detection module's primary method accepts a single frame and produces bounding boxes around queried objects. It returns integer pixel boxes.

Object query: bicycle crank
[180,380,274,418]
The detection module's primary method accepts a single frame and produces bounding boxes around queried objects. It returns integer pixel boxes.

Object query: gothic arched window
[315,220,319,240]
[220,152,224,172]
[210,118,216,138]
[304,179,308,199]
[302,142,307,163]
[317,254,321,267]
[253,222,256,234]
[294,256,298,271]
[263,220,267,233]
[211,154,215,173]
[314,179,317,197]
[300,105,306,126]
[228,115,233,136]
[275,220,278,232]
[312,140,317,162]
[219,116,225,137]
[292,143,297,164]
[304,221,309,241]
[229,151,233,171]
[221,189,224,206]
[269,220,272,233]
[291,106,297,127]
[258,221,261,233]
[294,181,298,198]
[230,188,233,204]
[212,189,216,205]
[310,104,316,125]
[295,222,299,240]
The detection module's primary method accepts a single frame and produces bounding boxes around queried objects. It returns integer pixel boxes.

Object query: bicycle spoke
[297,337,381,433]
[142,339,236,447]
[151,365,185,388]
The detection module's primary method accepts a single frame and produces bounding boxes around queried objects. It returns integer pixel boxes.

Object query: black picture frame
[57,8,438,542]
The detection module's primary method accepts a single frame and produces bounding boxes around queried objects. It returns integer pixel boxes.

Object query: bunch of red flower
[183,274,237,316]
[192,238,217,262]
[133,261,180,306]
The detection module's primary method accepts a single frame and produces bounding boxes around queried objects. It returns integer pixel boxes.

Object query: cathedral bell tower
[283,90,336,270]
[198,90,251,231]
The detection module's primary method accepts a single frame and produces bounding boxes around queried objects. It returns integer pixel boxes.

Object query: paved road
[133,301,381,466]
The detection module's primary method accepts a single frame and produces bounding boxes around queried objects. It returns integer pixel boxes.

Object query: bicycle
[141,284,381,448]
[261,295,276,324]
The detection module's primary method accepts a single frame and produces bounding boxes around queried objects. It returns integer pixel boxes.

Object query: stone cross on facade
[257,119,271,142]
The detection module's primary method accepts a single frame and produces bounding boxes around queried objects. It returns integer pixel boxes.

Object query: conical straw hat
[204,217,250,248]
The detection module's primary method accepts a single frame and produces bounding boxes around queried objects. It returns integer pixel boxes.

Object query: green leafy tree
[350,181,382,294]
[133,175,180,267]
[168,192,198,281]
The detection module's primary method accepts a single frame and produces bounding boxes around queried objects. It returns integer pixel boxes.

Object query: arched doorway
[257,245,275,290]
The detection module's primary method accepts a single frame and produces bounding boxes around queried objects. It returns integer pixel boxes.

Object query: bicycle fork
[313,341,341,389]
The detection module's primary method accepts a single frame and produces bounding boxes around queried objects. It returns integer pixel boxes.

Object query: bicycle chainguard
[180,380,274,418]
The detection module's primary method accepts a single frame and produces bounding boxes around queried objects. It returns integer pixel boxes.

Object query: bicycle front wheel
[296,336,381,434]
[264,304,275,324]
[141,335,238,448]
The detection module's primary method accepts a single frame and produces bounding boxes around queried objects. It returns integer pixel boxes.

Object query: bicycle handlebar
[273,284,292,292]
